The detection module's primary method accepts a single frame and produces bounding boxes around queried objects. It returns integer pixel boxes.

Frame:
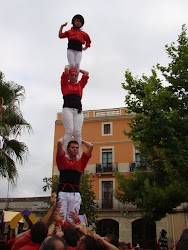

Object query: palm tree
[0,72,32,184]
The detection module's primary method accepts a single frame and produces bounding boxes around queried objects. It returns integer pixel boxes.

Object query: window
[102,122,112,136]
[102,148,112,171]
[135,153,140,163]
[102,181,113,209]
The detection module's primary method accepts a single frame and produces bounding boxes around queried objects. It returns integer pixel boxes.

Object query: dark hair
[72,14,84,27]
[30,221,48,244]
[105,234,119,247]
[81,235,96,250]
[0,240,11,250]
[95,239,107,250]
[67,140,79,149]
[118,240,127,249]
[63,225,79,247]
[40,235,65,250]
[160,229,167,236]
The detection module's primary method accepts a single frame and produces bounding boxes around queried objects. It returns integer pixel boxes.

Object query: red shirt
[19,241,41,250]
[61,72,89,98]
[59,27,91,47]
[56,151,91,174]
[12,232,31,250]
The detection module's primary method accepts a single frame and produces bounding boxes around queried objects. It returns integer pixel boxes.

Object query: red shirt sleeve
[80,75,89,88]
[56,151,66,170]
[61,72,69,94]
[59,30,69,39]
[12,232,31,250]
[80,152,92,172]
[83,32,91,47]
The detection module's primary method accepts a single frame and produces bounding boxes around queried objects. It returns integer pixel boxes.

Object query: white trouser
[62,107,83,157]
[58,192,81,223]
[67,49,82,73]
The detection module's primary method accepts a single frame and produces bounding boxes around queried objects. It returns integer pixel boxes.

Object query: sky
[0,0,188,198]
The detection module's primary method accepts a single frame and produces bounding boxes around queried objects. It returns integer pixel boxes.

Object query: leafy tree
[116,25,188,221]
[0,72,32,183]
[43,171,98,226]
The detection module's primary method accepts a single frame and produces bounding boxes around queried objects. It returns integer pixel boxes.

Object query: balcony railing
[129,161,147,172]
[95,199,137,211]
[96,163,118,174]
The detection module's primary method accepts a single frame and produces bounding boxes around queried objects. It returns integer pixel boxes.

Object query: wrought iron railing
[96,163,118,174]
[129,161,147,172]
[95,199,137,210]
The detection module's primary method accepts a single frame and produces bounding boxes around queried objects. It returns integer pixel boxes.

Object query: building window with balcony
[96,147,117,174]
[102,148,112,172]
[102,122,112,136]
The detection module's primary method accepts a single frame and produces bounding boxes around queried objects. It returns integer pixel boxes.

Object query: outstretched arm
[80,69,89,76]
[59,22,68,38]
[82,140,93,155]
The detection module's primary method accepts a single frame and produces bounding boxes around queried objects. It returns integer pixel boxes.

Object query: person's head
[40,235,65,250]
[0,240,11,250]
[67,140,79,158]
[118,239,127,250]
[76,235,96,250]
[104,234,119,247]
[160,229,167,237]
[63,225,79,247]
[30,221,48,244]
[69,68,78,84]
[72,14,84,28]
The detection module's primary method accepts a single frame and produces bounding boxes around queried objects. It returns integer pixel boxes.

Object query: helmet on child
[72,14,84,27]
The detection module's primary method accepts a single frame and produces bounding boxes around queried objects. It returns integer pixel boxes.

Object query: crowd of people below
[0,203,129,250]
[0,203,188,249]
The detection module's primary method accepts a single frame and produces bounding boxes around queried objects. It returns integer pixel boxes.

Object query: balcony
[96,163,118,174]
[95,199,137,211]
[129,161,147,172]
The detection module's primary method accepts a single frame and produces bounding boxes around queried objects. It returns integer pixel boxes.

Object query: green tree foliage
[0,72,32,183]
[43,171,98,226]
[116,25,188,221]
[79,171,98,226]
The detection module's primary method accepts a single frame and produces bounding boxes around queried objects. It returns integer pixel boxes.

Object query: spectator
[12,221,48,250]
[118,239,127,249]
[0,240,11,250]
[104,234,119,247]
[63,224,79,249]
[158,229,168,250]
[39,235,65,250]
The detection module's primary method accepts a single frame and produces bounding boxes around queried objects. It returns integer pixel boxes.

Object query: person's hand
[53,210,64,221]
[82,46,88,51]
[54,225,64,238]
[74,223,88,235]
[69,208,79,222]
[57,137,64,146]
[62,22,68,27]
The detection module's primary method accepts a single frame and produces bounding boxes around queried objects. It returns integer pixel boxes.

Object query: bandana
[69,68,78,74]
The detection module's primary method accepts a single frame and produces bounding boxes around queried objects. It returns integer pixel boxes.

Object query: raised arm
[80,69,89,76]
[57,137,64,155]
[64,65,69,74]
[58,22,68,38]
[82,140,93,155]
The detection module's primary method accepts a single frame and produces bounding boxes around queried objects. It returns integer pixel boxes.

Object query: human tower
[56,14,92,223]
